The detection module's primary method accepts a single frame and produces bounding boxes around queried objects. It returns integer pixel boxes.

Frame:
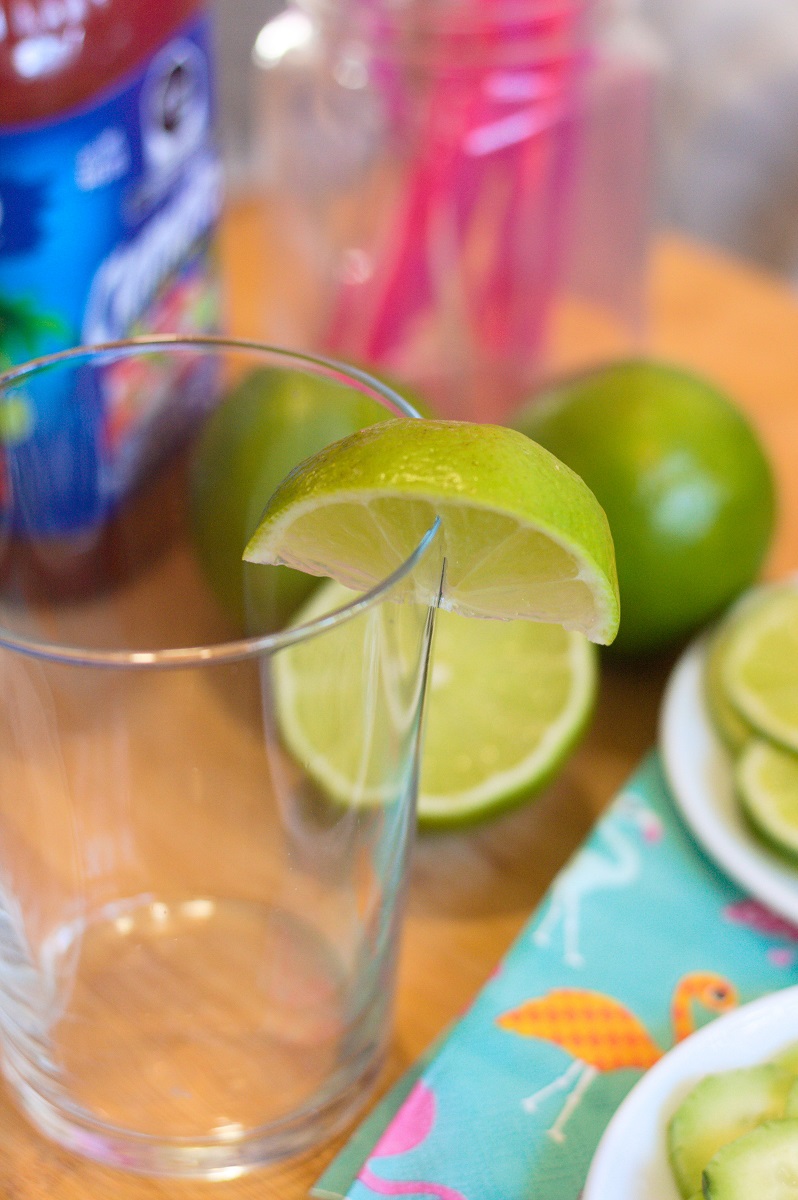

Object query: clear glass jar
[253,0,605,421]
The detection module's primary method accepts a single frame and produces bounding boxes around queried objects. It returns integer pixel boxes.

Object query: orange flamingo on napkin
[497,971,737,1143]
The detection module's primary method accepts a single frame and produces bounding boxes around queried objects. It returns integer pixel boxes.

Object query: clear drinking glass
[0,338,440,1177]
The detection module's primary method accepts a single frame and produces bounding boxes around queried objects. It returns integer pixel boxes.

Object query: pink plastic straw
[322,0,591,412]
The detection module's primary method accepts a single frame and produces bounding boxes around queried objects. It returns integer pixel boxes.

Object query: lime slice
[274,582,597,828]
[246,419,619,644]
[737,739,798,860]
[705,624,754,754]
[720,583,798,752]
[704,592,771,754]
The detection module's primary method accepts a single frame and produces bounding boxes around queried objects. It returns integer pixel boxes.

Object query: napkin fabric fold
[314,751,798,1200]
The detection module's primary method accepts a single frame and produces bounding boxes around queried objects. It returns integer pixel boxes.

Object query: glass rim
[0,335,424,414]
[0,334,440,670]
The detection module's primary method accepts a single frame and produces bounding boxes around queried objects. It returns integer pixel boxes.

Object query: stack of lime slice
[246,418,619,828]
[705,580,798,859]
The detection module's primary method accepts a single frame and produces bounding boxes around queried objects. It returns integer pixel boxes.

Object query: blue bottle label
[0,11,222,535]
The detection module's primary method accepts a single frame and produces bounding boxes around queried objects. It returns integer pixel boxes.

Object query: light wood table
[1,199,797,1199]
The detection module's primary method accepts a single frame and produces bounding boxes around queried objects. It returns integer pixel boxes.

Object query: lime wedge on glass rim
[245,419,619,640]
[245,418,619,826]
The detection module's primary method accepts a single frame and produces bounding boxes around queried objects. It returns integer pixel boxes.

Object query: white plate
[659,637,798,924]
[583,985,798,1200]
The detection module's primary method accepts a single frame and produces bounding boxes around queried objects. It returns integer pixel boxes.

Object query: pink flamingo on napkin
[357,1080,467,1199]
[724,899,798,967]
[724,899,798,939]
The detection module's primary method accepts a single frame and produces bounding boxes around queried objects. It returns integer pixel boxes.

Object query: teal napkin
[313,751,798,1200]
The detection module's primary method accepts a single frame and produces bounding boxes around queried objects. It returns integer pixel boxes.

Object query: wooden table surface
[2,199,797,1198]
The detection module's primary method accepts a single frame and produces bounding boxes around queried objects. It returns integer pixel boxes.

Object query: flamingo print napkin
[313,751,798,1200]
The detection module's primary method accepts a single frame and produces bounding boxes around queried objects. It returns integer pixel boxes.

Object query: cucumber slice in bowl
[703,1119,798,1198]
[776,1043,798,1077]
[582,987,798,1200]
[667,1064,794,1198]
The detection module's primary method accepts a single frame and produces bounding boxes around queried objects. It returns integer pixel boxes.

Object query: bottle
[0,0,223,593]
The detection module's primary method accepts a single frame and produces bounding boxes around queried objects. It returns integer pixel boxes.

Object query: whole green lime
[190,367,407,631]
[513,359,776,655]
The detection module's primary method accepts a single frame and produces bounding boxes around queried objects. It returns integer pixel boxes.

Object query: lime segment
[246,419,619,644]
[274,582,597,828]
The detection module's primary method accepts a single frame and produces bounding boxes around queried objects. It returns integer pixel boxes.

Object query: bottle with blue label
[0,0,222,592]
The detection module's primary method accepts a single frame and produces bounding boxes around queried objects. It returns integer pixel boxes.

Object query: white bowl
[659,636,798,924]
[584,985,798,1200]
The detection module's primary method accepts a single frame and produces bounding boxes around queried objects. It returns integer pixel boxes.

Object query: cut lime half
[274,581,597,828]
[246,419,619,644]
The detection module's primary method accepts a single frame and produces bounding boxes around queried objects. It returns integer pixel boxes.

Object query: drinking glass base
[3,1049,383,1178]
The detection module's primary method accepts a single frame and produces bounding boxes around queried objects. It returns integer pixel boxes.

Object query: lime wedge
[737,739,798,860]
[720,583,798,752]
[274,582,597,827]
[245,419,619,644]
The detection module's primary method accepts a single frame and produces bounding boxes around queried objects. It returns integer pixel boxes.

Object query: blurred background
[216,0,798,285]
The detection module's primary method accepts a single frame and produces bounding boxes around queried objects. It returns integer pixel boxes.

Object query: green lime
[720,581,798,752]
[274,581,597,827]
[737,739,798,860]
[513,359,776,655]
[190,367,394,630]
[245,418,620,643]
